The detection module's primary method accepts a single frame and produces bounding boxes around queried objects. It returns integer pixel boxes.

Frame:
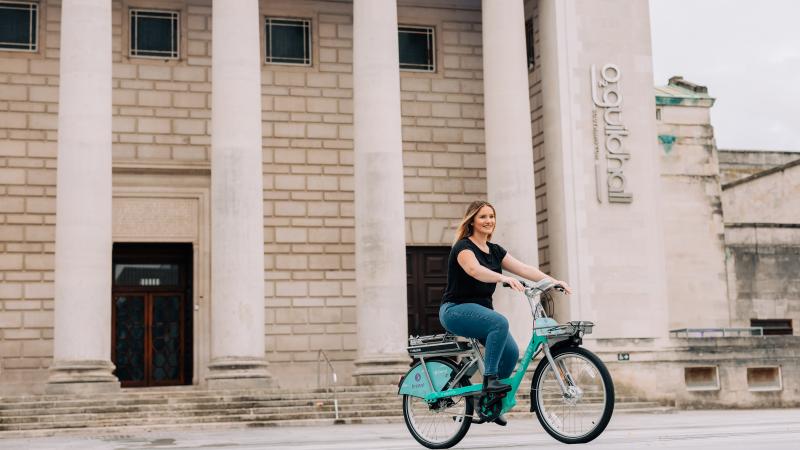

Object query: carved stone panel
[113,197,199,240]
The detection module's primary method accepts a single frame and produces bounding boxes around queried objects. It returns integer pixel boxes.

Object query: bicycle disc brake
[477,392,504,422]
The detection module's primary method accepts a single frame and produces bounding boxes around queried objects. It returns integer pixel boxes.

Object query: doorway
[406,246,450,336]
[112,243,193,387]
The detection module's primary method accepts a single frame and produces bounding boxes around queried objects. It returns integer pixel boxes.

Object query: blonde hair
[454,200,496,244]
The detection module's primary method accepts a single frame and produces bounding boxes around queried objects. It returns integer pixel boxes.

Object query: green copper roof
[655,76,715,107]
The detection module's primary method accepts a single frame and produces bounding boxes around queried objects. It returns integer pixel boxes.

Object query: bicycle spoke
[405,394,469,446]
[536,353,608,439]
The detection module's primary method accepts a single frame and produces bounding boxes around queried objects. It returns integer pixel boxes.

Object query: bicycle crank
[476,391,505,422]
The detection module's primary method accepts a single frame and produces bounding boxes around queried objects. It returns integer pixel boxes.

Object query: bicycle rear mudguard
[398,360,454,398]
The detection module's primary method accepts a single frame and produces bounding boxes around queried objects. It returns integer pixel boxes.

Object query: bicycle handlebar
[502,278,565,294]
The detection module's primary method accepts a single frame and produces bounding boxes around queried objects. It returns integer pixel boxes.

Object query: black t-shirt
[442,238,508,309]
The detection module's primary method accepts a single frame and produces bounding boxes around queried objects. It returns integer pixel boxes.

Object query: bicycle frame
[416,280,592,416]
[421,325,550,414]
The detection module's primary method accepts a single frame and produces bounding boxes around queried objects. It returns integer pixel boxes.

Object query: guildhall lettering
[591,64,633,203]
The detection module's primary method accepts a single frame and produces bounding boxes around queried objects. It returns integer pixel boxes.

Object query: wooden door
[406,247,450,336]
[112,293,185,387]
[112,243,192,387]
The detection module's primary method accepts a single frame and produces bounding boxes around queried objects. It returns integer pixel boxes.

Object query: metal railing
[669,327,764,338]
[316,350,339,420]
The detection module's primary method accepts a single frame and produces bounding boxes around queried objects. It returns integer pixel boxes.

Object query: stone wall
[722,160,800,334]
[656,97,729,330]
[0,0,60,386]
[725,234,800,333]
[718,149,800,185]
[596,336,800,408]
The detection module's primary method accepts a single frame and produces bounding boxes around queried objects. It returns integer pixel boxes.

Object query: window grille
[265,17,312,65]
[130,9,179,59]
[399,25,435,72]
[525,18,535,71]
[0,1,38,52]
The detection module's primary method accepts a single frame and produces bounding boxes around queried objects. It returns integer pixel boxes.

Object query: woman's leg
[496,334,519,379]
[439,302,510,376]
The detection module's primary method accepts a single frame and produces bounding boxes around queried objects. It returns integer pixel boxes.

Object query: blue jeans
[439,302,519,378]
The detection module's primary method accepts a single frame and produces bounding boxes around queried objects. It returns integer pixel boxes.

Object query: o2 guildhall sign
[591,64,633,204]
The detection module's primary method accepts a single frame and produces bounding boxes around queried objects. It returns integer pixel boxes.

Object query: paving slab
[1,408,799,450]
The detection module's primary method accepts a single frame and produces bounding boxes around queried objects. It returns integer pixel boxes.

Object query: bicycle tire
[402,358,473,449]
[531,346,614,444]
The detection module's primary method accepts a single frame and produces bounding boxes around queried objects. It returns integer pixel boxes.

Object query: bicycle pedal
[476,392,504,423]
[469,415,489,425]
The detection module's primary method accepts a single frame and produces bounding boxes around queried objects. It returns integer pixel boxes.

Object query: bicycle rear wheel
[402,358,473,449]
[531,346,614,444]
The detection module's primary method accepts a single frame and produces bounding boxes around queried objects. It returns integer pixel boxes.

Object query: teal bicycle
[398,279,614,447]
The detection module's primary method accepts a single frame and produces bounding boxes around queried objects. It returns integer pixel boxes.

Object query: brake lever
[502,280,531,289]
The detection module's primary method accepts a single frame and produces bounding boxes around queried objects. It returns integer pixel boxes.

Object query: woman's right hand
[501,276,525,292]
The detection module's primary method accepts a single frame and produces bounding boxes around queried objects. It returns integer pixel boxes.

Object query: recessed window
[751,319,793,336]
[130,9,180,59]
[684,366,720,391]
[0,1,38,52]
[265,17,311,66]
[399,25,435,72]
[747,366,782,392]
[525,17,534,71]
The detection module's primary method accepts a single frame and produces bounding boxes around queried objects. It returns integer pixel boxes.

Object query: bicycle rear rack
[407,333,473,357]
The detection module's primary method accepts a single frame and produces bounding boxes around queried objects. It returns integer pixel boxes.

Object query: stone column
[47,0,118,394]
[539,0,669,339]
[206,0,272,388]
[351,0,410,384]
[481,0,540,346]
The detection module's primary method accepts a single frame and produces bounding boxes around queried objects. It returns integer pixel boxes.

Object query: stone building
[0,0,798,407]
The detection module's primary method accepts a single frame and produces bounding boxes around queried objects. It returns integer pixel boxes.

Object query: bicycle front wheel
[402,358,473,449]
[532,346,614,444]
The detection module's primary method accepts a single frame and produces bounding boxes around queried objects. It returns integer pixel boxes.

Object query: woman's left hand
[550,278,573,295]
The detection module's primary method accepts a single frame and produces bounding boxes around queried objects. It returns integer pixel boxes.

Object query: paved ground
[2,409,800,449]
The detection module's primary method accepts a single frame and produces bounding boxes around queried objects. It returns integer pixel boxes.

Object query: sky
[649,0,800,151]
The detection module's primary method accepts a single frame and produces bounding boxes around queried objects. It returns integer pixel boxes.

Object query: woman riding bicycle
[439,200,572,423]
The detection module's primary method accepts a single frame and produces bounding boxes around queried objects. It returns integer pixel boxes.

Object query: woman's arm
[501,253,573,294]
[457,250,525,291]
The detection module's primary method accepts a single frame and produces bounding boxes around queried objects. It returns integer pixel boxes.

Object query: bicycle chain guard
[476,392,505,422]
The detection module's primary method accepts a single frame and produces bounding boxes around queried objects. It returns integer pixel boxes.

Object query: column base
[206,356,276,389]
[45,360,120,394]
[353,354,410,386]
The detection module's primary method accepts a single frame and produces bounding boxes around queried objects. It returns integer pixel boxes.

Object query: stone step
[0,389,399,411]
[0,382,673,436]
[0,416,400,439]
[0,401,394,418]
[0,401,673,434]
[0,385,399,404]
[0,390,660,415]
[0,393,400,417]
[0,399,665,429]
[0,401,405,424]
[0,396,659,417]
[0,402,673,436]
[0,408,402,432]
[0,393,650,418]
[0,400,675,440]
